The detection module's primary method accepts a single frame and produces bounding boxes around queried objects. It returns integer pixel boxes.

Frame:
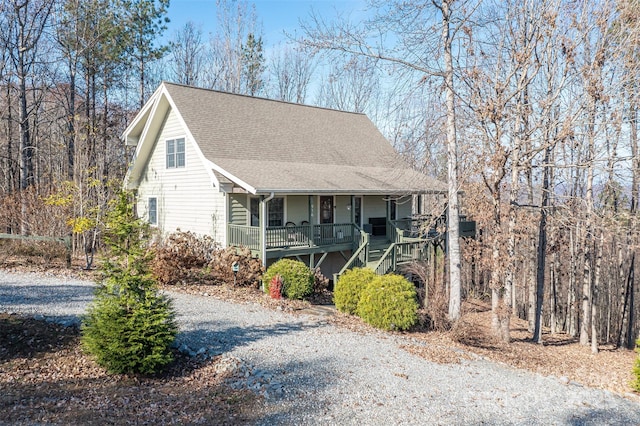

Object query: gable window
[268,197,284,227]
[148,197,157,225]
[166,138,185,169]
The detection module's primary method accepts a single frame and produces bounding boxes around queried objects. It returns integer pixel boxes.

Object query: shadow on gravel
[0,283,94,306]
[252,356,338,425]
[176,320,324,354]
[565,407,640,425]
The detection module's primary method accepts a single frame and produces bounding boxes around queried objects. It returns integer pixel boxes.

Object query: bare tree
[269,45,315,103]
[300,0,477,321]
[204,0,262,94]
[169,21,204,86]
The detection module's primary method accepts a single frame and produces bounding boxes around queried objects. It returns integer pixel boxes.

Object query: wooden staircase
[366,237,391,269]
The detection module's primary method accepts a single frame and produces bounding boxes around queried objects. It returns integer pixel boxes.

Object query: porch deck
[227,223,362,259]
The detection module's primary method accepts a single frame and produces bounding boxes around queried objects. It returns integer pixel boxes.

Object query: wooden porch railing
[372,241,427,276]
[227,224,260,251]
[333,228,370,284]
[227,223,360,251]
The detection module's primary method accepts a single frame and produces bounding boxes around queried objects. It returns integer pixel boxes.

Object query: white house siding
[136,108,226,243]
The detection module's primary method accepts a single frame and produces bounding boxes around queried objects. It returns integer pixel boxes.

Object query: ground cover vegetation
[2,0,640,400]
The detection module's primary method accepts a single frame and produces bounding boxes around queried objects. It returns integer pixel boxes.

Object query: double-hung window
[249,197,284,227]
[166,138,185,169]
[268,197,284,227]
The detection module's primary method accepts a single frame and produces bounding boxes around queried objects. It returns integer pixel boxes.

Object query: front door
[320,196,334,224]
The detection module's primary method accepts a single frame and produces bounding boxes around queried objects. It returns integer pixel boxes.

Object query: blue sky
[165,0,366,47]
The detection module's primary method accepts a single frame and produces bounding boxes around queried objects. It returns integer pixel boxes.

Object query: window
[250,198,259,227]
[148,197,157,225]
[166,138,185,168]
[250,197,284,227]
[268,197,284,227]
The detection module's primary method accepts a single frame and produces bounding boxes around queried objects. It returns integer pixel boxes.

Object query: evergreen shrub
[81,191,177,375]
[334,268,377,314]
[356,273,418,331]
[263,259,313,299]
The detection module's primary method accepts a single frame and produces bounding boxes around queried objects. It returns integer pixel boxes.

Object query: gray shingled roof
[164,82,446,194]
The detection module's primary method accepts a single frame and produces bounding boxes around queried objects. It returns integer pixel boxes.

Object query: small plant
[356,273,418,331]
[269,274,283,299]
[81,191,177,375]
[633,338,640,392]
[151,230,218,285]
[263,259,314,300]
[334,268,377,314]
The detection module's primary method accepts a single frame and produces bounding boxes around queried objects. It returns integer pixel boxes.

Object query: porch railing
[333,228,370,284]
[227,224,260,251]
[227,223,360,251]
[372,241,427,276]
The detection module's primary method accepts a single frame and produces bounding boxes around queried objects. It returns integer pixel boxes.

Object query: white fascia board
[206,160,257,195]
[125,88,169,189]
[121,84,164,146]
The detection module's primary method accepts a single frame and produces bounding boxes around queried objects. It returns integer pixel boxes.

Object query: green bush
[334,268,377,314]
[356,273,418,331]
[81,191,178,375]
[633,338,640,392]
[263,259,314,300]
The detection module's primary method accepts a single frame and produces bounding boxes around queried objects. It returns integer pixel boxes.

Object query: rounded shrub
[334,268,377,314]
[263,259,314,300]
[356,273,418,331]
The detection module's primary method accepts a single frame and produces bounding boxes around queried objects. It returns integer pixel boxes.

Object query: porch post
[261,192,275,266]
[350,195,355,224]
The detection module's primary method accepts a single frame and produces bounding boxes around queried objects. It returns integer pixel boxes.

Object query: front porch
[225,192,475,280]
[227,222,363,260]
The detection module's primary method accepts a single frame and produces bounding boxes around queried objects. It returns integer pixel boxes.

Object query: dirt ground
[1,256,639,424]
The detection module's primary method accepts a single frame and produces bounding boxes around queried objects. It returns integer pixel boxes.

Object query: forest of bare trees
[1,0,640,350]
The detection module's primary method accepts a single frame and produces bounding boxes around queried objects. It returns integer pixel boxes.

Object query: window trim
[166,137,186,169]
[148,197,158,226]
[249,196,287,227]
[268,197,285,227]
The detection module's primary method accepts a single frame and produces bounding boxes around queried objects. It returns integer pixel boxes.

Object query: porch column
[260,192,275,265]
[350,195,355,224]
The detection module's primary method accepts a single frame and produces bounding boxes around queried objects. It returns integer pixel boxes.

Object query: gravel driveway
[1,270,639,425]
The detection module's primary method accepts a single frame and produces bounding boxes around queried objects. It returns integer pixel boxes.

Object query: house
[123,82,456,280]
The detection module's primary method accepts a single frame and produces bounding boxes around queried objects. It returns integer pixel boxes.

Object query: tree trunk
[440,0,462,322]
[533,144,551,343]
[591,231,603,353]
[567,227,577,336]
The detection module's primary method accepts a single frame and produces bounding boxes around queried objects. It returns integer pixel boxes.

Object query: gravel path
[1,270,640,425]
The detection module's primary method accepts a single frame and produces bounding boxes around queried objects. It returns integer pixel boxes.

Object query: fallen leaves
[0,313,267,425]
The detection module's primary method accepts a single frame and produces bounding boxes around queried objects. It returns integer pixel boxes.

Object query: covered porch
[225,192,417,270]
